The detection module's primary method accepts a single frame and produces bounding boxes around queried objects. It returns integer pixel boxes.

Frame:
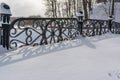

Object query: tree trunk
[111,0,115,16]
[88,0,92,12]
[54,0,57,18]
[73,0,76,16]
[83,0,88,19]
[51,1,55,18]
[68,0,71,17]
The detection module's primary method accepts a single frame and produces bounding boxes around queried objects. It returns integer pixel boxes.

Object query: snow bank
[0,46,10,54]
[0,33,120,80]
[90,3,108,20]
[91,2,120,22]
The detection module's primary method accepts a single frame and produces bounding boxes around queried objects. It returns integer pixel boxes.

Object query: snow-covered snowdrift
[91,2,120,22]
[0,33,120,80]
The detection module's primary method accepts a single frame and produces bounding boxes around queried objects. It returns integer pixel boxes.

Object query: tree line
[44,0,95,19]
[44,0,115,19]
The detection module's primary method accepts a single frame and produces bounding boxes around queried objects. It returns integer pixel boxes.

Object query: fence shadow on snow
[0,33,120,67]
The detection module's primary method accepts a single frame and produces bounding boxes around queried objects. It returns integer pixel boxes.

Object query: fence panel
[111,21,120,34]
[0,17,119,50]
[9,18,79,49]
[82,19,109,37]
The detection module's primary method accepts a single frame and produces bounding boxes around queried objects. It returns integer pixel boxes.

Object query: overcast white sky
[0,0,46,17]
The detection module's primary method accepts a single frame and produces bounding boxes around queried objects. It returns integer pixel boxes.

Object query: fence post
[0,3,12,50]
[76,11,84,36]
[0,23,2,45]
[108,16,113,33]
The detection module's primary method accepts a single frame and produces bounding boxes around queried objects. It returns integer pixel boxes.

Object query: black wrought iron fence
[9,18,80,49]
[0,17,120,50]
[82,19,109,37]
[111,21,120,34]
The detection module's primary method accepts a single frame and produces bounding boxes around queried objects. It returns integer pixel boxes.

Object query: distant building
[96,0,120,3]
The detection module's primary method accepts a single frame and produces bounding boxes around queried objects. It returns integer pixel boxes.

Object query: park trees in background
[44,0,101,18]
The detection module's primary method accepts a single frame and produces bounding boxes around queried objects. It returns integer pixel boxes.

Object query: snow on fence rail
[0,17,120,50]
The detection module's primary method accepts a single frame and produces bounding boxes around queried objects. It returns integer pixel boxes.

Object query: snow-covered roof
[0,2,11,15]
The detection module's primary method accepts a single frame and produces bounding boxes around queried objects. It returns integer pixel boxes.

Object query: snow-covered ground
[0,33,120,80]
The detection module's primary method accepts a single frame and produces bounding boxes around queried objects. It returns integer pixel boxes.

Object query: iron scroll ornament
[10,18,79,49]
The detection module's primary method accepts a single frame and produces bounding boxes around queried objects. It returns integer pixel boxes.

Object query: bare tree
[111,0,115,16]
[83,0,88,19]
[45,0,94,18]
[88,0,92,12]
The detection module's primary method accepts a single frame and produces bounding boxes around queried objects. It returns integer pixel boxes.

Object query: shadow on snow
[0,33,119,67]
